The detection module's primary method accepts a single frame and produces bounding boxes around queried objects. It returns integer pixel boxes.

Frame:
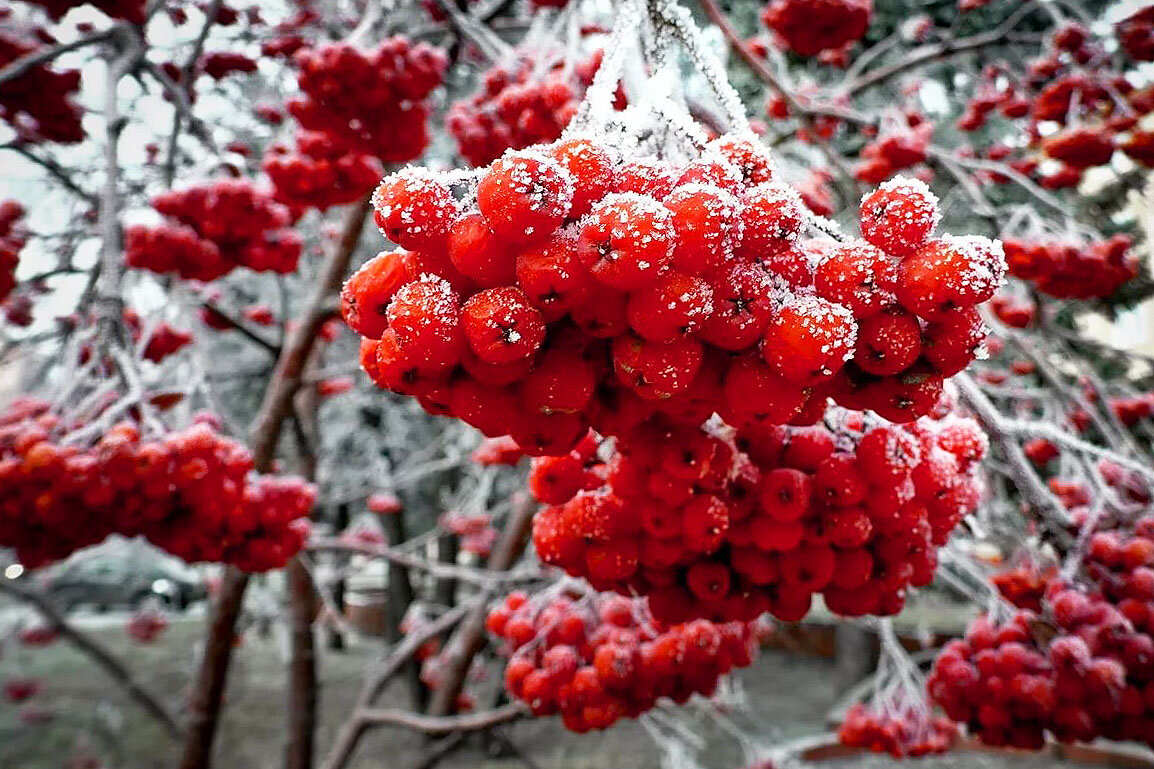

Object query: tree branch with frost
[954,373,1073,532]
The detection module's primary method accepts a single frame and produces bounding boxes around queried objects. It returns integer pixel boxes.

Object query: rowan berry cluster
[263,131,382,212]
[122,309,194,363]
[1003,234,1138,300]
[0,21,84,145]
[447,53,607,166]
[0,399,315,570]
[125,609,168,643]
[854,120,932,185]
[346,135,1003,453]
[761,0,872,57]
[485,590,757,732]
[0,200,27,305]
[528,407,985,625]
[289,38,447,163]
[23,0,145,23]
[199,51,258,80]
[1117,7,1154,62]
[838,702,957,757]
[125,179,302,281]
[930,519,1154,750]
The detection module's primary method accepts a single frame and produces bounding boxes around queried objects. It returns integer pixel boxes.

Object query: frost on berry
[859,176,941,256]
[348,132,1006,451]
[477,150,574,244]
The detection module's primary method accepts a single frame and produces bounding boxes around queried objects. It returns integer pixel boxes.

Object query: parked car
[33,541,207,613]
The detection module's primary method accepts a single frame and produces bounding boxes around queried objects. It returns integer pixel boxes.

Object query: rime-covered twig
[2,144,98,205]
[319,602,476,769]
[843,1,1044,95]
[954,372,1073,532]
[306,537,546,586]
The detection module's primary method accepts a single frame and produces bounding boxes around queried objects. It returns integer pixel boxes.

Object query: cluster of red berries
[289,38,447,163]
[0,200,26,305]
[485,590,756,732]
[761,0,872,57]
[839,702,957,757]
[346,136,1003,454]
[990,294,1036,329]
[126,179,302,281]
[23,0,145,23]
[447,53,607,166]
[263,131,382,212]
[0,21,84,145]
[854,120,932,185]
[529,407,986,625]
[198,51,258,80]
[1118,7,1154,62]
[1003,234,1138,300]
[125,609,168,643]
[0,399,315,570]
[121,309,194,363]
[931,519,1154,750]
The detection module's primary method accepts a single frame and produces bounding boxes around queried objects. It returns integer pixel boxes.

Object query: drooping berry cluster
[1003,234,1138,300]
[761,0,873,57]
[346,136,1003,454]
[854,119,932,185]
[289,38,447,162]
[125,179,302,281]
[122,309,194,363]
[485,590,757,732]
[198,51,258,80]
[0,21,84,145]
[0,200,27,304]
[529,407,985,625]
[839,702,958,757]
[22,0,145,23]
[0,399,315,570]
[263,131,382,212]
[1117,7,1154,62]
[930,519,1154,750]
[447,52,608,166]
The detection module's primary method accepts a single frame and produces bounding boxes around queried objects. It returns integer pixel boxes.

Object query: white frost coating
[863,175,943,234]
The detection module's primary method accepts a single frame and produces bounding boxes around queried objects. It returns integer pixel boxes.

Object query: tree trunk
[380,508,426,711]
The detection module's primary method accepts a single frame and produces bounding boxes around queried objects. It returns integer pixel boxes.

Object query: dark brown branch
[0,578,180,736]
[178,194,372,769]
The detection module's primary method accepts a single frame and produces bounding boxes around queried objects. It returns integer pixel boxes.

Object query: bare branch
[0,578,181,737]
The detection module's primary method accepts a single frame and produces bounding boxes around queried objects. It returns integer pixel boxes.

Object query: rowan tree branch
[178,194,372,769]
[0,578,181,737]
